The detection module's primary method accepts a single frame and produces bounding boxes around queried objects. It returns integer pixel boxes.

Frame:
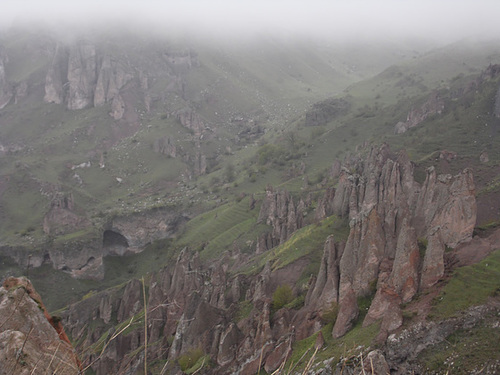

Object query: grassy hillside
[2,30,500,312]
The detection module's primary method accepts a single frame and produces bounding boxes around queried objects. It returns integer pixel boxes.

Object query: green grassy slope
[2,31,500,314]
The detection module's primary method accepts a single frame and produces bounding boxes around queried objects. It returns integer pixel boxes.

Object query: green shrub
[178,347,204,371]
[321,301,339,324]
[235,300,253,321]
[272,284,294,310]
[285,294,305,310]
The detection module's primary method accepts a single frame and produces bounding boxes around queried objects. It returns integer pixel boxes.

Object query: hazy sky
[2,0,500,42]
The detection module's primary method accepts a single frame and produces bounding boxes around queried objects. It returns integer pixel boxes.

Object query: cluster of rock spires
[43,40,197,117]
[315,144,476,339]
[256,186,308,252]
[41,143,476,374]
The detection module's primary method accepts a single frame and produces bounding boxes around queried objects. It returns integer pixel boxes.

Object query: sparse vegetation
[2,26,500,375]
[272,284,294,310]
[430,249,500,319]
[177,347,205,372]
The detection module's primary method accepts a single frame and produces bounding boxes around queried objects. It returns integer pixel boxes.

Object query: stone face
[364,350,391,375]
[419,226,445,289]
[495,83,500,118]
[305,97,351,127]
[52,143,477,373]
[217,323,243,366]
[257,186,307,250]
[43,193,91,235]
[306,236,343,310]
[390,218,420,303]
[332,284,358,338]
[176,108,206,138]
[414,167,476,248]
[67,41,97,110]
[0,47,13,109]
[93,54,132,107]
[311,144,476,338]
[0,278,80,375]
[480,151,489,163]
[153,137,177,158]
[394,91,444,134]
[110,93,126,120]
[106,208,186,254]
[44,43,67,104]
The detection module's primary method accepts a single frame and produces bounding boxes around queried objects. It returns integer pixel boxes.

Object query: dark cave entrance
[103,230,129,255]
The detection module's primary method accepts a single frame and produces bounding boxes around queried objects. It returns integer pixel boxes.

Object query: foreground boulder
[0,277,81,375]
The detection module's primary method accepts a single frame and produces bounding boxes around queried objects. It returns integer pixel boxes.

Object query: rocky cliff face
[305,98,351,127]
[495,83,500,118]
[44,40,134,114]
[103,208,186,255]
[0,277,81,375]
[314,144,476,338]
[256,185,307,252]
[394,91,445,134]
[1,206,186,280]
[62,246,310,375]
[42,192,91,236]
[0,46,13,109]
[57,144,478,374]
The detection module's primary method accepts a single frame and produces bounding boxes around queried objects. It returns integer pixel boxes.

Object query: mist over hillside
[1,3,500,373]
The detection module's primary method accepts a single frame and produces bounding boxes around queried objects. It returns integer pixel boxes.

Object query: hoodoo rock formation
[56,144,479,374]
[256,185,307,252]
[317,144,476,338]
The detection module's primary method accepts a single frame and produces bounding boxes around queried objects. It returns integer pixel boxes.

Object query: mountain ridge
[1,28,500,374]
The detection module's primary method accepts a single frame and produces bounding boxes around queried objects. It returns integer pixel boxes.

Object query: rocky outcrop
[153,137,177,158]
[94,55,133,108]
[163,49,199,73]
[2,205,185,280]
[43,193,91,236]
[0,277,80,375]
[394,91,444,134]
[307,144,477,338]
[193,150,207,176]
[305,235,344,311]
[305,98,351,127]
[56,140,480,373]
[43,41,137,117]
[67,41,98,110]
[176,108,207,138]
[49,235,104,279]
[413,166,476,247]
[0,47,13,109]
[105,207,186,255]
[495,83,500,118]
[257,186,307,250]
[315,187,336,221]
[44,43,68,104]
[385,303,498,374]
[60,244,308,375]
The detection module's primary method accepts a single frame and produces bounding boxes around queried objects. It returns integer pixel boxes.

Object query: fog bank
[2,0,500,43]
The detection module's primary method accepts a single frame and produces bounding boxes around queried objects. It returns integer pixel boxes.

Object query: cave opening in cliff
[103,230,129,255]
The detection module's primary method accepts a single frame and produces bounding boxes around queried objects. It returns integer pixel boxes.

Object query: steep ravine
[53,144,500,375]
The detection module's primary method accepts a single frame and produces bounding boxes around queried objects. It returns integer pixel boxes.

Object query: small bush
[235,300,253,321]
[272,284,294,310]
[178,347,204,371]
[321,301,339,324]
[285,294,305,310]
